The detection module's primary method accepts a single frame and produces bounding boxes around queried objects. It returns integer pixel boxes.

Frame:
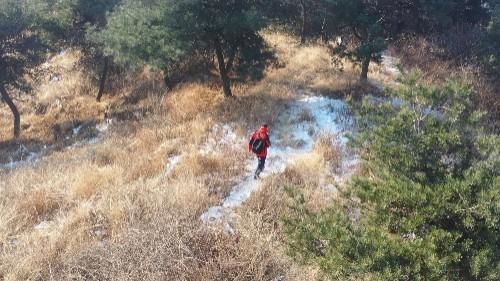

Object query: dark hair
[262,124,268,128]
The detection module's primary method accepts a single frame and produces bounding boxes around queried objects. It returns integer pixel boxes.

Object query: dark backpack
[251,136,265,154]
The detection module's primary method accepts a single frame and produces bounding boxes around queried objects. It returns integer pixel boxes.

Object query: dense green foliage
[75,0,121,27]
[406,0,491,32]
[1,0,498,134]
[90,1,187,71]
[324,0,387,80]
[1,0,42,86]
[94,0,268,96]
[285,72,500,280]
[67,0,122,101]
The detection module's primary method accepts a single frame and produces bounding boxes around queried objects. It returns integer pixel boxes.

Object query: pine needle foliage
[93,0,269,96]
[285,71,500,280]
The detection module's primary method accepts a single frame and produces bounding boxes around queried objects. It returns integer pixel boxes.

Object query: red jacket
[249,127,271,157]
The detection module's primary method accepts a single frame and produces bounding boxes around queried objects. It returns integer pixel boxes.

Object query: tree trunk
[321,17,328,44]
[225,45,237,74]
[300,1,307,44]
[96,56,109,102]
[163,67,173,90]
[360,55,371,81]
[214,38,233,97]
[0,83,20,138]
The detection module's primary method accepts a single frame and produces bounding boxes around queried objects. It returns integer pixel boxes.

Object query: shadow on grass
[211,94,291,132]
[123,79,166,105]
[313,80,383,100]
[0,118,105,169]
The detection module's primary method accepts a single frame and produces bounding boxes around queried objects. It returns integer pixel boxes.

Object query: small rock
[34,220,53,231]
[323,184,339,194]
[50,74,61,82]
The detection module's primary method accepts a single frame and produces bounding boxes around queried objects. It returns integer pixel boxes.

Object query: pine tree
[73,0,121,102]
[268,1,334,43]
[0,0,60,138]
[324,0,387,81]
[285,71,500,280]
[95,0,268,97]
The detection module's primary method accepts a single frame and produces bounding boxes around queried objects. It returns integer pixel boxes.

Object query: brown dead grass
[15,188,62,225]
[297,108,315,123]
[35,210,310,281]
[314,134,343,173]
[166,84,224,123]
[71,165,120,200]
[0,30,366,281]
[0,50,106,144]
[92,144,129,167]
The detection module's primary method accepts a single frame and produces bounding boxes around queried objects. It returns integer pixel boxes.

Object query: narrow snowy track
[201,93,357,229]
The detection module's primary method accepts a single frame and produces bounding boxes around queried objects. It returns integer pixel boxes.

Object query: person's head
[260,124,268,134]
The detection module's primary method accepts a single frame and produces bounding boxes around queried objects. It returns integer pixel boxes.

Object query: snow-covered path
[201,92,357,228]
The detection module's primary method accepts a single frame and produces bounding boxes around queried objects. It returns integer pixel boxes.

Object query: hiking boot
[254,169,261,179]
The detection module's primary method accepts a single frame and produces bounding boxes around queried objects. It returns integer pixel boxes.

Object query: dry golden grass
[166,83,224,123]
[92,144,129,167]
[15,188,63,226]
[314,134,343,173]
[70,165,120,200]
[296,108,315,123]
[0,30,372,280]
[0,50,107,144]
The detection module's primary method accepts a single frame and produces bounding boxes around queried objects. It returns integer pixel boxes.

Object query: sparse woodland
[0,1,499,280]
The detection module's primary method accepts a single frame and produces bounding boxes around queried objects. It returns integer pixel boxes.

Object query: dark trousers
[255,156,266,176]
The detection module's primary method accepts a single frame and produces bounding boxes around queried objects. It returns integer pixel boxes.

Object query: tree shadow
[210,93,291,132]
[0,139,47,165]
[0,118,106,169]
[232,35,279,82]
[164,35,279,88]
[123,77,166,105]
[313,81,382,100]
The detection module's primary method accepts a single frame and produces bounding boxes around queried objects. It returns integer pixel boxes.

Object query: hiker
[249,124,271,179]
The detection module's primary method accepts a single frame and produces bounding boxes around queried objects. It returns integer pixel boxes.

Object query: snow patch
[72,124,83,136]
[83,121,111,146]
[201,93,358,229]
[96,122,110,133]
[0,145,44,170]
[201,124,243,155]
[69,121,110,149]
[368,94,443,120]
[381,53,401,77]
[1,121,111,171]
[200,206,237,234]
[285,94,354,147]
[164,155,182,175]
[222,175,258,208]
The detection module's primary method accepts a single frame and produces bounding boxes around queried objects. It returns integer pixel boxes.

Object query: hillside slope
[0,32,397,280]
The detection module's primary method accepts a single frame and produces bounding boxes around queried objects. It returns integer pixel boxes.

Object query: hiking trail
[200,91,358,232]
